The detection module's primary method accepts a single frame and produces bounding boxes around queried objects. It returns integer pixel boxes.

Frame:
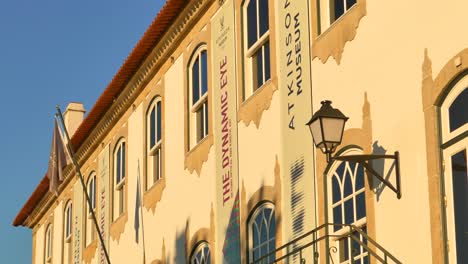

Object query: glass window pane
[332,176,341,203]
[256,48,264,89]
[268,214,275,239]
[247,0,257,48]
[356,192,366,221]
[334,0,345,21]
[122,143,126,179]
[192,58,200,104]
[116,148,121,183]
[157,101,162,142]
[363,256,369,264]
[355,164,365,190]
[451,150,468,263]
[253,224,259,248]
[333,205,342,231]
[336,162,346,181]
[196,108,203,142]
[260,218,268,244]
[449,88,468,132]
[344,199,354,224]
[204,102,208,138]
[264,41,271,83]
[344,172,353,197]
[258,0,269,37]
[340,237,349,261]
[150,107,155,148]
[201,51,208,96]
[346,0,357,10]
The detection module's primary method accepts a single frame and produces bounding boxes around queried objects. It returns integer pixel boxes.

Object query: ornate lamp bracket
[332,151,402,199]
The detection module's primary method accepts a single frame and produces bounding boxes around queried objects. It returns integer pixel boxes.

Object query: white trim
[441,75,468,143]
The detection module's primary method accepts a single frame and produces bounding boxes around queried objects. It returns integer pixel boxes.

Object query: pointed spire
[362,92,373,144]
[422,48,433,80]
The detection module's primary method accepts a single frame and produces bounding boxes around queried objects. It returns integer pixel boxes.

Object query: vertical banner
[277,0,316,255]
[98,145,110,264]
[73,181,83,264]
[211,0,241,263]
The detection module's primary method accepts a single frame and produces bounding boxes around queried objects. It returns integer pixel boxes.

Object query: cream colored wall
[238,94,280,201]
[310,0,468,262]
[52,202,64,263]
[35,224,45,264]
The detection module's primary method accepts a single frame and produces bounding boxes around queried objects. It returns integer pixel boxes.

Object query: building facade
[13,0,468,263]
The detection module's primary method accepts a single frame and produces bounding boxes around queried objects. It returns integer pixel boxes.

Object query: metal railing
[251,223,402,264]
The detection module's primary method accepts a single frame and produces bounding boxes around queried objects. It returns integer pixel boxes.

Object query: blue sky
[0,0,165,262]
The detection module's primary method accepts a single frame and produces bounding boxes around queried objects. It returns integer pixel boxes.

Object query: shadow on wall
[371,141,396,201]
[173,228,186,263]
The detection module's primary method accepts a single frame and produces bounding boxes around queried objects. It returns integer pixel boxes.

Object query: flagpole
[56,105,112,264]
[137,160,147,264]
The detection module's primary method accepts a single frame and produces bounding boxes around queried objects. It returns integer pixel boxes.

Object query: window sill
[239,78,278,128]
[185,133,213,175]
[312,0,366,64]
[143,177,166,213]
[83,239,97,264]
[110,212,128,242]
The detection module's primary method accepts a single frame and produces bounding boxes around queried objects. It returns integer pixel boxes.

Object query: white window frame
[248,202,276,263]
[243,0,271,98]
[63,201,73,264]
[440,78,468,264]
[64,201,73,242]
[85,173,96,247]
[45,224,52,263]
[146,97,163,189]
[190,241,211,264]
[318,0,357,34]
[327,148,368,264]
[188,46,209,148]
[113,139,126,220]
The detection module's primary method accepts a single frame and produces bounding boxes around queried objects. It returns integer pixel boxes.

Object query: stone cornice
[25,0,214,228]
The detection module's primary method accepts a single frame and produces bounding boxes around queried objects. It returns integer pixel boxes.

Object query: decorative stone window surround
[235,0,278,128]
[310,0,367,64]
[142,80,166,213]
[109,126,129,242]
[183,25,214,176]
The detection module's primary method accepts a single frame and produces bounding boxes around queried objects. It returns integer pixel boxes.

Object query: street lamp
[306,100,348,162]
[306,100,402,264]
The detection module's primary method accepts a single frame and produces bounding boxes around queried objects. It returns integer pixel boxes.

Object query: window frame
[188,45,209,148]
[440,76,468,144]
[45,223,52,263]
[113,138,126,220]
[440,77,468,264]
[85,172,97,247]
[247,202,276,263]
[327,148,368,264]
[189,241,211,264]
[146,96,163,190]
[64,201,73,243]
[242,0,271,97]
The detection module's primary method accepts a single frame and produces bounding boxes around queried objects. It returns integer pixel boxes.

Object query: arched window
[243,0,270,95]
[113,139,126,220]
[440,76,468,263]
[85,173,96,246]
[328,150,368,264]
[189,46,209,148]
[190,241,211,264]
[248,202,276,263]
[146,96,163,189]
[45,223,52,262]
[63,201,73,264]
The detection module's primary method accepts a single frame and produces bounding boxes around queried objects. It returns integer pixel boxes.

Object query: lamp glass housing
[306,100,348,156]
